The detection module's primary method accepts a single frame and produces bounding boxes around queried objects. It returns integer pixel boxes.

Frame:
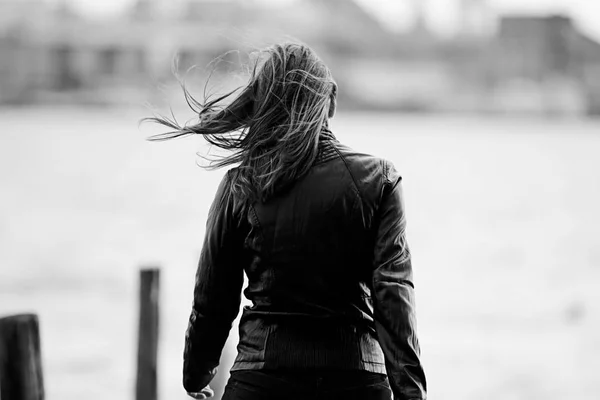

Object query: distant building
[574,30,600,115]
[488,15,600,115]
[494,15,577,81]
[0,0,56,102]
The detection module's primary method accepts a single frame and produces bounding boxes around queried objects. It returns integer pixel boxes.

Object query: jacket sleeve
[372,161,427,400]
[183,170,245,393]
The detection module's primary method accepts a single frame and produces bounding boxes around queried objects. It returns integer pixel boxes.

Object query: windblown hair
[145,42,338,204]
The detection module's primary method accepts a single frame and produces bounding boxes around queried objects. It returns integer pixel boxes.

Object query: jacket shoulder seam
[383,159,389,184]
[332,145,363,201]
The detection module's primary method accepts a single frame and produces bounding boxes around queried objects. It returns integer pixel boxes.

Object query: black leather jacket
[183,130,427,399]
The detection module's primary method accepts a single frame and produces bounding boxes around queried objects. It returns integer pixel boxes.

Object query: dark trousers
[222,369,392,400]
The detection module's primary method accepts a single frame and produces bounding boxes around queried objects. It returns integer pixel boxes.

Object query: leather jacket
[183,130,427,400]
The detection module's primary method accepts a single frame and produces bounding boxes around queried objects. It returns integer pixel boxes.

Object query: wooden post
[136,268,160,400]
[0,314,44,400]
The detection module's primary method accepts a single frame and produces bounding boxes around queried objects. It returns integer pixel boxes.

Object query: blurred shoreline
[2,0,600,117]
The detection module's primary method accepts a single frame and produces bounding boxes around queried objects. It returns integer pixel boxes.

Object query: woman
[146,42,427,400]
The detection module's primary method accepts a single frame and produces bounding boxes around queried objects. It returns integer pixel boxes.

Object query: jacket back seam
[249,204,263,235]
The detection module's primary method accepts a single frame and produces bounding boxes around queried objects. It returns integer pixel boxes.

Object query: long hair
[144,42,338,204]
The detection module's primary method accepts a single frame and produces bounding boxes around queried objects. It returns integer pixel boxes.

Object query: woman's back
[145,42,426,400]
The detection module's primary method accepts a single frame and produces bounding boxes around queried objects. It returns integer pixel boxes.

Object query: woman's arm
[372,161,427,400]
[183,171,245,393]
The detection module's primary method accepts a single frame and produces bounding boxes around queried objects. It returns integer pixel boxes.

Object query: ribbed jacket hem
[231,360,386,374]
[231,318,387,374]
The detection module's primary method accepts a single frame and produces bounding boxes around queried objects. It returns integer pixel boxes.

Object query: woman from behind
[146,42,427,400]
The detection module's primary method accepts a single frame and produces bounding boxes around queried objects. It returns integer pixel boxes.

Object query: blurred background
[1,0,599,399]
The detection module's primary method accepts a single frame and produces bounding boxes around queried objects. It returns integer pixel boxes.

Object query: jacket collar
[319,127,337,142]
[316,128,338,164]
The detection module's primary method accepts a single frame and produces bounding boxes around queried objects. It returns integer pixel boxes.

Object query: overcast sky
[57,0,600,41]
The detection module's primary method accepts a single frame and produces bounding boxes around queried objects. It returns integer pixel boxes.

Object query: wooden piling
[135,268,160,400]
[0,313,44,400]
